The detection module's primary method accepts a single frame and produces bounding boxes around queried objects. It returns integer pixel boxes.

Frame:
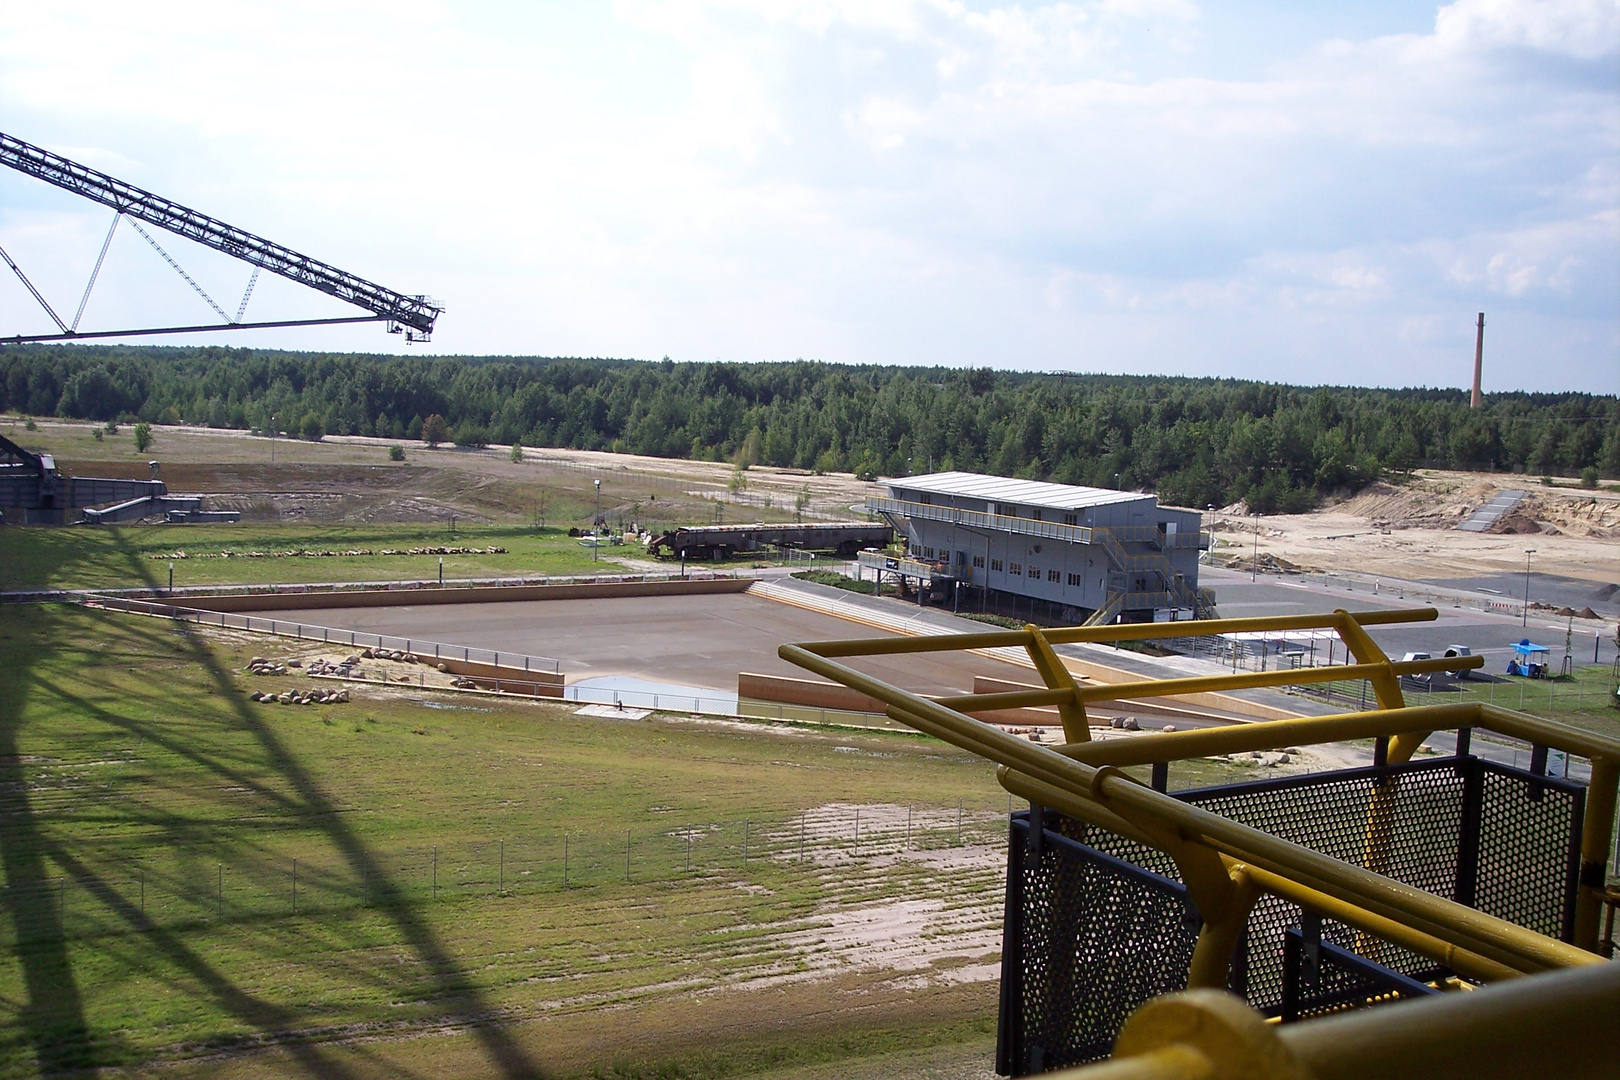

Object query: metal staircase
[1089,527,1212,622]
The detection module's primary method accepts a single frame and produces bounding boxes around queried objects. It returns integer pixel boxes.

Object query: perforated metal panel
[1280,927,1439,1022]
[996,755,1585,1076]
[999,817,1198,1075]
[1472,764,1584,941]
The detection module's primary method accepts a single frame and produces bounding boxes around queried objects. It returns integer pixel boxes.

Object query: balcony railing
[864,495,1094,544]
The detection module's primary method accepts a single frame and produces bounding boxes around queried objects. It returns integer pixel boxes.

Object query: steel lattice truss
[0,131,441,342]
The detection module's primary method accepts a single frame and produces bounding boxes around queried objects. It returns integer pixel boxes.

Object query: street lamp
[593,479,601,563]
[1522,548,1536,627]
[1252,512,1261,582]
[1115,472,1121,490]
[269,415,276,464]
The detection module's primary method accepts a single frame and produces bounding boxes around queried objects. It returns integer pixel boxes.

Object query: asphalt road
[1201,567,1617,674]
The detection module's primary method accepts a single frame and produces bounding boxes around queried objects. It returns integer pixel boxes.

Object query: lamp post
[1115,472,1121,490]
[269,415,276,464]
[1522,548,1536,627]
[1252,513,1261,582]
[593,479,601,562]
[168,561,174,595]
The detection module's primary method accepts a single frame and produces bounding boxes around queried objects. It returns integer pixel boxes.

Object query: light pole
[269,415,276,464]
[168,561,174,595]
[1115,472,1121,490]
[593,479,601,562]
[1252,513,1261,582]
[1522,548,1536,627]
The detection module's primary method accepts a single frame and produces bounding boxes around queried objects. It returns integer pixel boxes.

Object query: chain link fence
[0,800,1012,947]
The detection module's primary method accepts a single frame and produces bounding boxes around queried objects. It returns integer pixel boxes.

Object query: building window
[1047,569,1061,583]
[973,555,985,568]
[1067,572,1082,586]
[1031,509,1043,521]
[991,558,1004,572]
[1063,513,1078,526]
[1027,565,1039,578]
[923,546,934,559]
[1009,562,1021,575]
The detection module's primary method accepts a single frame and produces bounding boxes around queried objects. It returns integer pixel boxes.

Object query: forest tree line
[2,344,1616,513]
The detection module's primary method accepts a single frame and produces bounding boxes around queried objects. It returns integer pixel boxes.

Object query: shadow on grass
[0,527,546,1078]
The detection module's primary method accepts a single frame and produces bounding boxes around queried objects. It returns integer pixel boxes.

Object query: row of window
[973,557,1091,590]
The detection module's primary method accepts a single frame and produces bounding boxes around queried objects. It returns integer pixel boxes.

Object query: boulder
[1121,716,1140,731]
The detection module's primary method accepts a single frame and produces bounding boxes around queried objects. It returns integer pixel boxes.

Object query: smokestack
[1471,312,1485,409]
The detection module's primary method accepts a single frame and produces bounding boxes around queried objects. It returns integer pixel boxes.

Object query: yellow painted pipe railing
[780,606,1620,978]
[1041,960,1620,1080]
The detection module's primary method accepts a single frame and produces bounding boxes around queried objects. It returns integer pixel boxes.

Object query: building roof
[887,471,1153,511]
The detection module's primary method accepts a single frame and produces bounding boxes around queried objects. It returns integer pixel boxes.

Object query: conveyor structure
[0,131,441,343]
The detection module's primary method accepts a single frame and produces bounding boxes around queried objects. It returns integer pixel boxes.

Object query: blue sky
[1,0,1615,392]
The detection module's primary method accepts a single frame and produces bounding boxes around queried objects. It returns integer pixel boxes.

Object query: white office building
[861,471,1209,624]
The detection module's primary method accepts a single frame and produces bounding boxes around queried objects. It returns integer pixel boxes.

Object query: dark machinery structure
[0,432,235,525]
[0,131,440,343]
[646,522,892,560]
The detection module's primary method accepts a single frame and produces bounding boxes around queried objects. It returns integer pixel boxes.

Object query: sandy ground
[1211,470,1620,586]
[5,416,878,525]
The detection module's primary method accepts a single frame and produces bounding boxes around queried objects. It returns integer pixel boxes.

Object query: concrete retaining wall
[179,577,754,614]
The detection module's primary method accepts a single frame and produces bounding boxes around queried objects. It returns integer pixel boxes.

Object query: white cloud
[0,0,1614,390]
[1435,0,1619,59]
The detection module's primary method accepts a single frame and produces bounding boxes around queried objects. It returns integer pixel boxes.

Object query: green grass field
[0,602,1022,1078]
[1406,665,1620,740]
[0,523,631,594]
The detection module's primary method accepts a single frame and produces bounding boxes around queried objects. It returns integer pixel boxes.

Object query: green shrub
[133,422,152,453]
[388,444,406,462]
[1580,466,1599,489]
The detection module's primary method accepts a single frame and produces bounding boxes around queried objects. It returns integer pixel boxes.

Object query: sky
[0,0,1616,393]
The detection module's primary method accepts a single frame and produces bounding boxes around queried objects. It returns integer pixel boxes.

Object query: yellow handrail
[780,605,1620,974]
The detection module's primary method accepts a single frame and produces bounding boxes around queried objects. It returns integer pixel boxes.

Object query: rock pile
[245,657,288,676]
[248,688,350,705]
[307,656,364,678]
[361,647,421,663]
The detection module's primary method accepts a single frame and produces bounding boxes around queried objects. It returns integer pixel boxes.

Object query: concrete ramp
[1457,489,1525,532]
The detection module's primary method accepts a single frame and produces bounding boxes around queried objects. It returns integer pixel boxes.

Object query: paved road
[1201,566,1617,674]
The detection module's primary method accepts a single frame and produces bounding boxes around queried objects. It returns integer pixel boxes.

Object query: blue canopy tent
[1506,639,1550,678]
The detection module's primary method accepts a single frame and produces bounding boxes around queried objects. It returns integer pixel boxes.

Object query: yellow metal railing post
[1574,755,1619,953]
[1023,624,1091,743]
